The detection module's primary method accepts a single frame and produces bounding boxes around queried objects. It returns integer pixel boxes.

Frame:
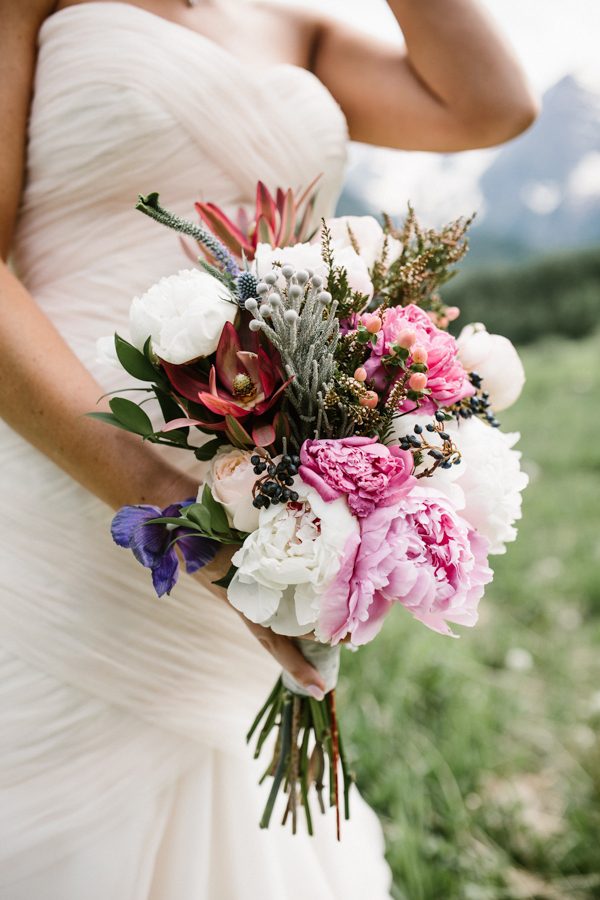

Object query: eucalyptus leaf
[109,397,153,436]
[144,516,203,530]
[212,564,237,590]
[155,387,185,424]
[114,334,159,382]
[86,411,135,433]
[201,485,230,535]
[183,502,212,533]
[193,437,225,461]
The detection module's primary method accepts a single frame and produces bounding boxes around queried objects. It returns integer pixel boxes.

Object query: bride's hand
[196,545,328,700]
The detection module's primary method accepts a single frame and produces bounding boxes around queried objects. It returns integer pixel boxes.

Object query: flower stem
[246,676,282,743]
[327,689,341,841]
[259,693,293,830]
[136,192,240,277]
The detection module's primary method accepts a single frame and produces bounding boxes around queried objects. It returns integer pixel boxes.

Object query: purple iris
[111,500,219,597]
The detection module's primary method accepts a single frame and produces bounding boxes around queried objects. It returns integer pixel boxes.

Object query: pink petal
[159,417,205,432]
[252,422,276,447]
[216,323,242,393]
[162,362,209,403]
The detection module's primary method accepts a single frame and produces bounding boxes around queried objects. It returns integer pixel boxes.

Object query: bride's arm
[0,2,327,697]
[302,0,538,151]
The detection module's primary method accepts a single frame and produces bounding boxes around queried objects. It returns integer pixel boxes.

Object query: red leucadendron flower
[193,179,321,262]
[162,322,290,448]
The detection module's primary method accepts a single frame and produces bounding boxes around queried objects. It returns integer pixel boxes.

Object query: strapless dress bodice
[12,1,348,375]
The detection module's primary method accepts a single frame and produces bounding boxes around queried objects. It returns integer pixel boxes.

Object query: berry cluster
[251,452,301,510]
[398,409,462,477]
[450,371,500,428]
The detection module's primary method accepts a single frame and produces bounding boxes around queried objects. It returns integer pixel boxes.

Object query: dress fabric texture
[0,4,393,898]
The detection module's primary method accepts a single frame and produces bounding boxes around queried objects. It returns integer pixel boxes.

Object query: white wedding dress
[0,3,393,898]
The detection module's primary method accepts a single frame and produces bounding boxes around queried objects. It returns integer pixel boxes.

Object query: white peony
[228,482,359,636]
[392,413,528,554]
[204,446,260,534]
[128,268,237,365]
[457,323,525,411]
[326,215,402,271]
[391,413,465,511]
[254,240,374,298]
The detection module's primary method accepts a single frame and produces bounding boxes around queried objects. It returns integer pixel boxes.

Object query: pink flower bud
[409,372,428,392]
[354,366,367,382]
[396,328,417,349]
[445,306,460,322]
[411,345,428,364]
[360,390,379,409]
[437,316,449,329]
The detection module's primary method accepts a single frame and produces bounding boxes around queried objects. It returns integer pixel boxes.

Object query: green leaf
[145,516,202,529]
[225,415,253,449]
[109,397,153,435]
[154,387,184,424]
[183,502,212,533]
[212,563,237,590]
[86,411,136,433]
[193,437,225,461]
[201,484,231,535]
[114,334,159,382]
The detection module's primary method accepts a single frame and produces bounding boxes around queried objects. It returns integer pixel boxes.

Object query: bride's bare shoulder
[251,1,322,68]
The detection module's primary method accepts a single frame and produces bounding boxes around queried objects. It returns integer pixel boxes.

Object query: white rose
[393,414,528,554]
[228,482,359,637]
[326,215,402,270]
[457,323,525,411]
[204,446,260,534]
[129,268,237,365]
[254,240,374,298]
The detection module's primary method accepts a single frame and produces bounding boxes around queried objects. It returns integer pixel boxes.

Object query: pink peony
[363,304,474,411]
[316,485,493,645]
[299,436,415,518]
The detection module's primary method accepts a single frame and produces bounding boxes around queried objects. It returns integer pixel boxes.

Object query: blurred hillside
[338,74,600,267]
[443,245,600,344]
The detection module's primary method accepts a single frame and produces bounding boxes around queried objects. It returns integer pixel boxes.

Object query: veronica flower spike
[111,500,219,597]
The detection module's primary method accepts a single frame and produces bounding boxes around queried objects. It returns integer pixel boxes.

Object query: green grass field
[340,331,600,899]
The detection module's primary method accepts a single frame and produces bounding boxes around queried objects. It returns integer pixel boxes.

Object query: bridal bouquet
[94,182,528,839]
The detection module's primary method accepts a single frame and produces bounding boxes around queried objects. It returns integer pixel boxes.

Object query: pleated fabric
[0,3,393,897]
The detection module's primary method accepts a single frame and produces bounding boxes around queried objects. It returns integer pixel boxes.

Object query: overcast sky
[287,0,599,93]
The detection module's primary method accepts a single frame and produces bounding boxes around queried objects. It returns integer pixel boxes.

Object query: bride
[0,1,536,897]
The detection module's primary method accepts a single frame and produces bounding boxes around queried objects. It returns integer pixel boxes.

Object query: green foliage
[445,245,600,344]
[114,334,161,382]
[341,330,600,898]
[148,484,246,545]
[381,205,474,312]
[101,397,154,436]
